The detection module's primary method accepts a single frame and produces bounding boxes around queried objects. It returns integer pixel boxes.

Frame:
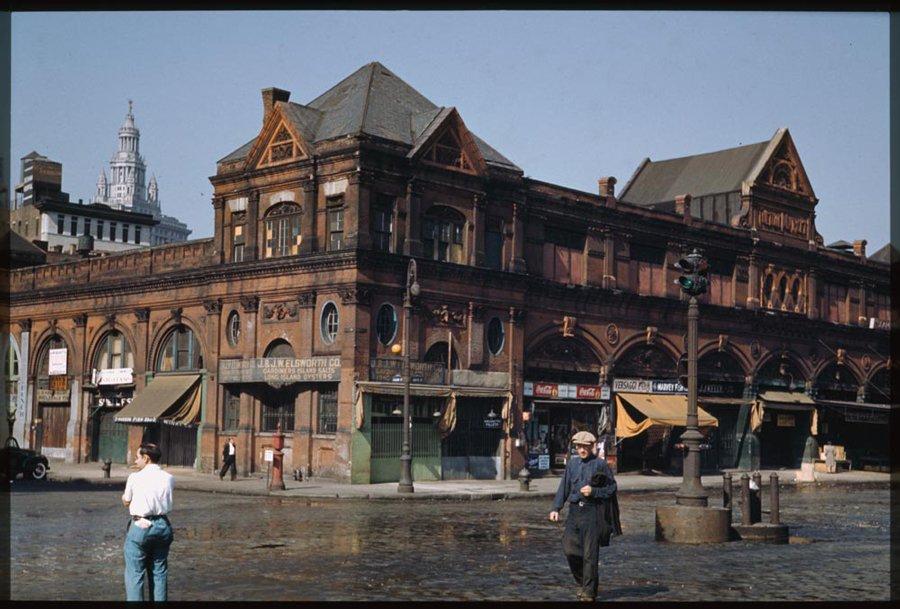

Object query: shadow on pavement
[6,479,124,493]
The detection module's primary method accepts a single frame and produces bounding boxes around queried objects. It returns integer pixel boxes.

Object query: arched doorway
[755,353,811,469]
[89,330,135,463]
[698,351,747,470]
[259,340,298,433]
[524,336,604,475]
[33,335,71,457]
[610,343,680,474]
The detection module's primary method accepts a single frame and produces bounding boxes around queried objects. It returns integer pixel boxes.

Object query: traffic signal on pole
[674,249,709,296]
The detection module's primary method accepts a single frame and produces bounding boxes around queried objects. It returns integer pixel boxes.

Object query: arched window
[424,341,460,370]
[263,202,302,258]
[93,331,134,370]
[422,206,465,264]
[157,326,203,372]
[264,339,295,358]
[37,335,67,377]
[321,302,339,344]
[375,304,398,346]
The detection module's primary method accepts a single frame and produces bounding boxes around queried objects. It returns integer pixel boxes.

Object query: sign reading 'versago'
[218,357,342,384]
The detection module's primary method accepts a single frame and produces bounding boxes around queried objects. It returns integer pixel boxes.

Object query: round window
[487,317,505,355]
[321,302,339,344]
[375,304,398,346]
[227,311,241,347]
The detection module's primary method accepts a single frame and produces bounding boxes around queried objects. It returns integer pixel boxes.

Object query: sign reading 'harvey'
[219,357,342,384]
[612,378,687,394]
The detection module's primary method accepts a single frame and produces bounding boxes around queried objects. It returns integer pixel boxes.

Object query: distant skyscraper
[93,101,191,245]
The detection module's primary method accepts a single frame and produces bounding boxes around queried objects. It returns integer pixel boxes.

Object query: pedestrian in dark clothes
[549,431,618,601]
[219,438,236,481]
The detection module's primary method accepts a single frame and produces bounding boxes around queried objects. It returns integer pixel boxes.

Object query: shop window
[317,389,338,435]
[328,206,344,251]
[223,388,240,431]
[371,195,393,252]
[226,311,241,347]
[93,331,134,370]
[487,317,505,356]
[485,217,504,270]
[423,206,464,263]
[264,202,302,258]
[156,326,203,372]
[261,387,294,432]
[375,304,398,346]
[321,302,339,344]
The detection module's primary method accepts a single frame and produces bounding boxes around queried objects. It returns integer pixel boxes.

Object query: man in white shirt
[122,443,174,601]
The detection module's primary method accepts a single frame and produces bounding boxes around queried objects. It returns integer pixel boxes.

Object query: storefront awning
[114,374,200,424]
[615,393,718,439]
[757,391,815,411]
[814,399,892,425]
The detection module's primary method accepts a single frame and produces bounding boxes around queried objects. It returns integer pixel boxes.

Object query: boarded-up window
[543,227,584,284]
[631,243,666,296]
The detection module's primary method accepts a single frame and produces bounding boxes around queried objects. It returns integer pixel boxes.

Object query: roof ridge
[357,62,378,136]
[645,139,770,166]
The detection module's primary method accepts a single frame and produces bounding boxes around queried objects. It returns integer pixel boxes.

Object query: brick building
[5,62,890,481]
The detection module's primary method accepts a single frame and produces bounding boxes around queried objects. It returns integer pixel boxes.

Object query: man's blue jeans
[124,518,173,601]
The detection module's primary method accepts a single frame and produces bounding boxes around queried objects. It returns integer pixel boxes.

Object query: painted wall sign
[48,348,67,375]
[96,368,134,386]
[612,378,687,394]
[524,381,605,401]
[219,356,342,384]
[843,409,888,425]
[370,358,445,385]
[37,389,70,403]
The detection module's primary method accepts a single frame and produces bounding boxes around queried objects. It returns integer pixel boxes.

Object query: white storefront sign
[264,449,274,463]
[48,348,67,375]
[96,368,134,386]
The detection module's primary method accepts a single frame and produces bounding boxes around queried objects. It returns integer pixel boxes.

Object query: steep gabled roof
[869,243,892,264]
[619,140,770,207]
[219,62,520,171]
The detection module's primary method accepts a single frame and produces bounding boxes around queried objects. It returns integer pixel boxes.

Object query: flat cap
[571,431,597,445]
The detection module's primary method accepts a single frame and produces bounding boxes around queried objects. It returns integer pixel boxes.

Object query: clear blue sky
[11,11,889,249]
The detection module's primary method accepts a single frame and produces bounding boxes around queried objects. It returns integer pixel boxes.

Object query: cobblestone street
[10,481,889,601]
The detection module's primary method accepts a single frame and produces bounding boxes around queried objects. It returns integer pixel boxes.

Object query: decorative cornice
[339,286,372,306]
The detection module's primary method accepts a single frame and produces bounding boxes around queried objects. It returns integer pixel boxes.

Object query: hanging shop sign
[524,381,607,401]
[48,348,67,375]
[776,414,796,427]
[49,375,69,391]
[483,418,503,429]
[37,388,70,403]
[95,368,134,386]
[843,409,888,425]
[219,356,342,384]
[612,378,687,394]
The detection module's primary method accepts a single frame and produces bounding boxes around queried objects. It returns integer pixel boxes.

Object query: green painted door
[370,417,441,483]
[95,410,128,463]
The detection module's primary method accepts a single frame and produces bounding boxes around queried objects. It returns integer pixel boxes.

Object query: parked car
[1,438,50,481]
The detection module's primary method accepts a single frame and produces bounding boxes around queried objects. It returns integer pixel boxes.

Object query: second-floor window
[84,218,92,238]
[543,226,585,285]
[122,223,129,242]
[630,242,665,296]
[69,216,77,236]
[57,215,64,235]
[371,195,393,252]
[134,226,141,244]
[264,203,302,258]
[232,223,245,262]
[96,220,104,240]
[110,222,118,242]
[328,206,344,251]
[423,206,464,263]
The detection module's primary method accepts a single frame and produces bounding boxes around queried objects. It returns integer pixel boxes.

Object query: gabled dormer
[408,108,487,176]
[244,102,314,171]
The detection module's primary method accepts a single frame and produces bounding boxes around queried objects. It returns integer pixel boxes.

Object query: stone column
[403,179,423,257]
[246,191,260,261]
[212,197,225,264]
[68,314,88,463]
[300,178,318,253]
[509,201,527,273]
[296,291,317,475]
[14,320,31,447]
[472,193,486,266]
[746,252,760,310]
[200,298,223,472]
[238,295,259,476]
[507,307,527,479]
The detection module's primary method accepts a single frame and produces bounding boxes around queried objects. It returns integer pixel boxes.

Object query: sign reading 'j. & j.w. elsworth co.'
[219,357,342,384]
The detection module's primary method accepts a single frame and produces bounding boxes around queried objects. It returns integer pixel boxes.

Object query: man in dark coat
[219,438,236,481]
[549,431,618,601]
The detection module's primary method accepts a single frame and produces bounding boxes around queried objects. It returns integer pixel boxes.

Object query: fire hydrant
[518,467,531,492]
[268,422,286,491]
[101,459,112,479]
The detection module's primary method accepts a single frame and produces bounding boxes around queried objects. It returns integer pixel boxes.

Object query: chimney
[675,194,693,225]
[261,87,291,124]
[853,239,867,260]
[598,176,616,198]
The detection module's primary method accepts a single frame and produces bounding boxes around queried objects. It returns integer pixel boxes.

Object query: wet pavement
[9,481,889,601]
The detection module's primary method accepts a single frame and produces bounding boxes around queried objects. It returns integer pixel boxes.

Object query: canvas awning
[615,393,718,439]
[751,392,817,434]
[114,374,201,425]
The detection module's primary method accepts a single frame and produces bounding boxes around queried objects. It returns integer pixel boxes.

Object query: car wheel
[30,462,47,480]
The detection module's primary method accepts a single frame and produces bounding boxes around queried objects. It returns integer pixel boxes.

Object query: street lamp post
[674,249,709,508]
[398,259,419,494]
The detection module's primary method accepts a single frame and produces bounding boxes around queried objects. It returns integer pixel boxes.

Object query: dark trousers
[219,456,236,480]
[562,502,601,599]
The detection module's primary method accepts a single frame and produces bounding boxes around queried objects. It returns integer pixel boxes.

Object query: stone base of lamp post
[731,523,790,544]
[655,505,730,543]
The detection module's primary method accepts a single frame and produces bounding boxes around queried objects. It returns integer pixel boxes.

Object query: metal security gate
[370,414,441,483]
[143,423,197,467]
[92,409,128,463]
[442,398,504,480]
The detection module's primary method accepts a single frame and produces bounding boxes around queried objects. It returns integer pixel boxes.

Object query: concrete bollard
[723,472,733,523]
[101,459,112,479]
[769,473,780,525]
[740,473,751,526]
